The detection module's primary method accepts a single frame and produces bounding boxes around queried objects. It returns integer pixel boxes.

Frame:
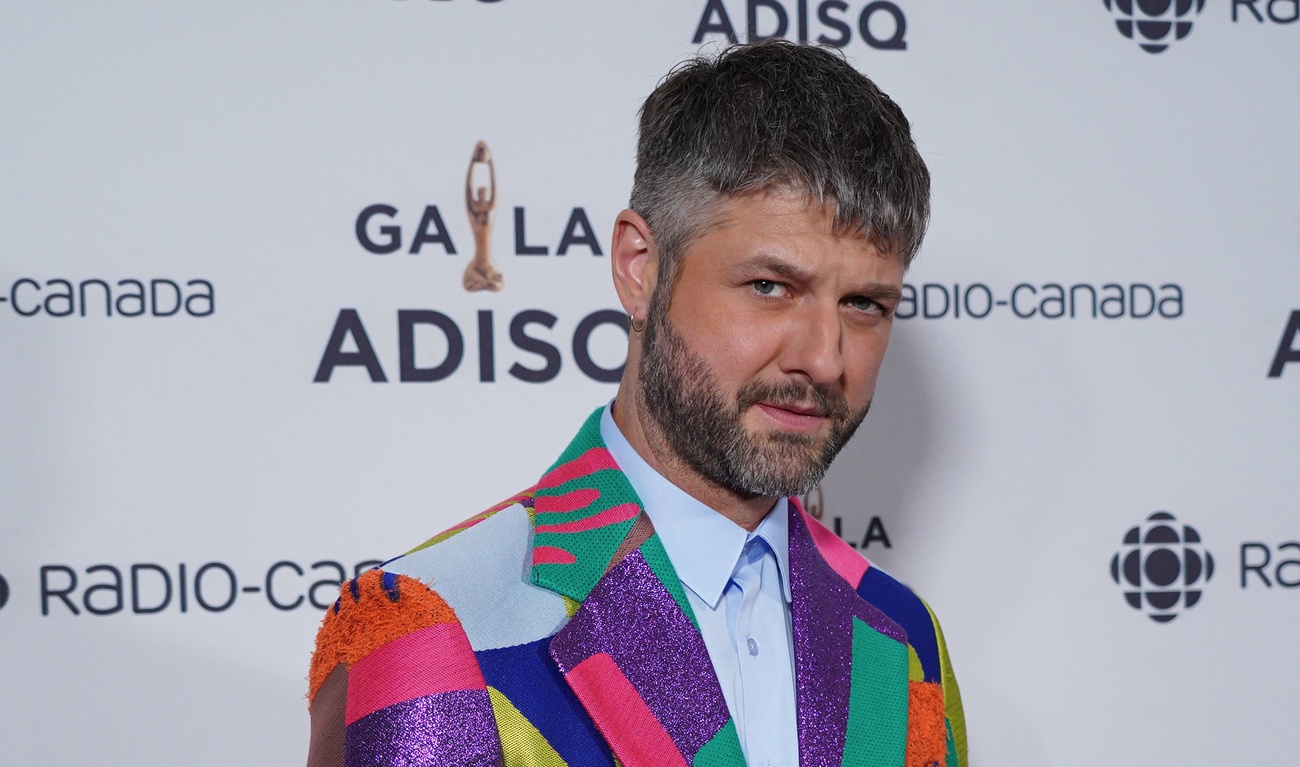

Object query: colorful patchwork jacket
[307,408,967,767]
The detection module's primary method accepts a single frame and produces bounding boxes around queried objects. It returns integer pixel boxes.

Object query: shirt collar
[599,401,792,609]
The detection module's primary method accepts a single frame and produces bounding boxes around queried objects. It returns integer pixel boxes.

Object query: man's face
[637,188,905,498]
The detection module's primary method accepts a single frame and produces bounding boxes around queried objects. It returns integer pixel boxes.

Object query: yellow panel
[487,685,568,767]
[922,600,968,767]
[907,644,925,683]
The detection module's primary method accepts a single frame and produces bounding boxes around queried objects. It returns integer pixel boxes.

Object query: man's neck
[611,388,778,533]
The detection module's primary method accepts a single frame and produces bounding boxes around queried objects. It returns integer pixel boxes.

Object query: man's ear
[610,209,658,321]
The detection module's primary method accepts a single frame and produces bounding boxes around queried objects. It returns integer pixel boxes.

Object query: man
[307,40,966,767]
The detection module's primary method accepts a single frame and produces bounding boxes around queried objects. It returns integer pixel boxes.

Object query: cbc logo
[1110,512,1215,623]
[1102,0,1206,54]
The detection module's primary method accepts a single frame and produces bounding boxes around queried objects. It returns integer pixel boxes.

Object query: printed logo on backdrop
[1106,510,1300,621]
[694,0,910,50]
[1233,0,1300,23]
[1101,1,1299,54]
[894,281,1184,320]
[0,279,214,319]
[0,572,9,612]
[27,559,379,617]
[1110,512,1214,623]
[802,484,893,550]
[1102,0,1207,53]
[1267,309,1300,378]
[317,140,628,386]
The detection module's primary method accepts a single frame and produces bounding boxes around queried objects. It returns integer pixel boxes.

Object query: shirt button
[747,636,759,656]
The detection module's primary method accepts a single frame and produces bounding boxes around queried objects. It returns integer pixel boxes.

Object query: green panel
[536,467,639,524]
[529,407,654,602]
[945,719,960,767]
[691,719,745,767]
[841,617,909,767]
[532,514,637,601]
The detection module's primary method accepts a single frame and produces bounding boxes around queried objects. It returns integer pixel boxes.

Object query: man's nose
[780,302,844,386]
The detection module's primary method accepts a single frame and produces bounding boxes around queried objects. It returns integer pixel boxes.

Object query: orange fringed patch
[906,680,949,767]
[307,570,458,708]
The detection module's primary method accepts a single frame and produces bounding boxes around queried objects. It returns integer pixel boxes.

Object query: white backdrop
[2,2,1297,765]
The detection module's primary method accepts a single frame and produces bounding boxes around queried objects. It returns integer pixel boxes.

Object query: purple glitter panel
[549,549,729,759]
[344,689,503,767]
[787,507,907,767]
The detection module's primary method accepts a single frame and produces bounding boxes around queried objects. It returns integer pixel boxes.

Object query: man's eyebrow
[742,253,814,283]
[859,283,903,302]
[740,253,902,302]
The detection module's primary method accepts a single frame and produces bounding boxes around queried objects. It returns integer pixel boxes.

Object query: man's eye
[847,296,882,313]
[752,280,780,295]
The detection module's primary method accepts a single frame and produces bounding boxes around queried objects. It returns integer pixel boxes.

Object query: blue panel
[857,566,941,684]
[476,638,615,767]
[385,504,570,651]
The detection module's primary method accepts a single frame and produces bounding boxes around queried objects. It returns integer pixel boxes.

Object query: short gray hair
[630,40,930,283]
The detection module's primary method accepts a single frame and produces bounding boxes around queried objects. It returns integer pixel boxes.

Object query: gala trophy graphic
[463,140,503,292]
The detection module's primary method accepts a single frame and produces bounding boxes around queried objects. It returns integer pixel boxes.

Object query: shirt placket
[728,536,773,764]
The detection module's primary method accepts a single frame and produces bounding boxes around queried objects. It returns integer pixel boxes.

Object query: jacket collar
[529,407,647,603]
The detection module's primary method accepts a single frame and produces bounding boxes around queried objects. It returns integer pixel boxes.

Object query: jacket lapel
[788,503,912,767]
[529,408,745,767]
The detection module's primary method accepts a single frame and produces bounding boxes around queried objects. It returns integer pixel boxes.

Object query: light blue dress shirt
[600,404,799,767]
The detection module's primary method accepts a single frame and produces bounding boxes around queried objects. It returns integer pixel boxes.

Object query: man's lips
[753,402,829,432]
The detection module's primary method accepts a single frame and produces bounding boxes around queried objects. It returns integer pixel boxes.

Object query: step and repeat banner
[2,1,1297,765]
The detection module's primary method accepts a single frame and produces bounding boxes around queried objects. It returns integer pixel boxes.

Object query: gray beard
[636,308,869,498]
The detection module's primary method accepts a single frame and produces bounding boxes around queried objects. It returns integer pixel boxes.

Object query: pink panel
[535,503,639,534]
[345,622,485,725]
[535,487,601,515]
[538,447,620,490]
[532,546,578,566]
[797,503,870,588]
[564,653,690,767]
